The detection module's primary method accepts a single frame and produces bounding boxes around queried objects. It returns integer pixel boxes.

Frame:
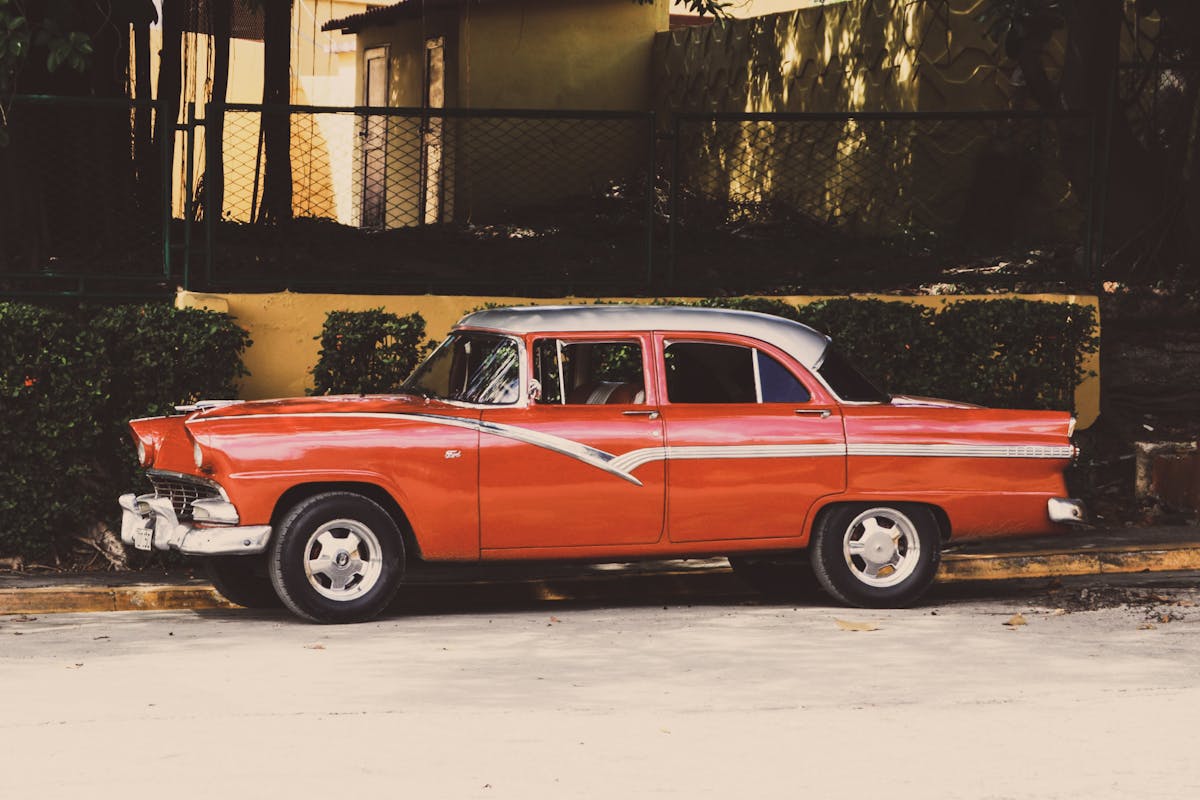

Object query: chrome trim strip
[610,444,846,473]
[188,410,1074,489]
[847,443,1076,459]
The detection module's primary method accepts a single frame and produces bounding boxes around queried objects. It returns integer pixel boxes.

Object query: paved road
[2,576,1199,799]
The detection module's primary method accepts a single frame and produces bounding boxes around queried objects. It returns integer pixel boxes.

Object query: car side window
[533,339,646,405]
[664,341,810,404]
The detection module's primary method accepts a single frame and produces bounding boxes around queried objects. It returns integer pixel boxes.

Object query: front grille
[148,472,221,520]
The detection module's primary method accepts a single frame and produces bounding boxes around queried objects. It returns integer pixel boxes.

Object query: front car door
[479,334,665,551]
[655,333,846,543]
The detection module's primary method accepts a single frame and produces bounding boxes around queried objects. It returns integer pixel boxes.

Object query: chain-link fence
[668,110,1096,290]
[0,96,170,298]
[202,105,656,292]
[2,97,1107,298]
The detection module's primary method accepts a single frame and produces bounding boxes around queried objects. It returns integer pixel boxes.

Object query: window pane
[756,351,811,403]
[533,340,645,405]
[817,348,889,403]
[403,332,519,404]
[665,342,755,404]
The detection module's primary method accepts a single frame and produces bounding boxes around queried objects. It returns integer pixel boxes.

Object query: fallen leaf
[304,642,326,650]
[66,663,83,669]
[1050,608,1067,616]
[1003,614,1027,627]
[659,728,671,734]
[1139,623,1157,630]
[1176,600,1196,608]
[835,619,880,632]
[1159,614,1173,624]
[549,616,561,624]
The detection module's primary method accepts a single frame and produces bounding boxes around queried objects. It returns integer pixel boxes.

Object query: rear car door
[655,333,846,543]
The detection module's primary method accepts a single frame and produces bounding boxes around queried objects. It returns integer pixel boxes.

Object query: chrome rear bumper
[1048,497,1087,525]
[118,493,271,556]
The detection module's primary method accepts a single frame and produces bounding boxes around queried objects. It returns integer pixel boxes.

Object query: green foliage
[310,308,431,395]
[0,302,251,560]
[687,296,1098,411]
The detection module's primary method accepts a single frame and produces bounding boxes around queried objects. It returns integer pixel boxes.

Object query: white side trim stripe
[193,411,1073,485]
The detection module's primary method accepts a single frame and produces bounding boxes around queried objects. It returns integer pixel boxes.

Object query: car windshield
[817,348,891,403]
[401,332,521,405]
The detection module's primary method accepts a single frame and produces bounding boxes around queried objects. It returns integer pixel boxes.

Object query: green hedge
[310,308,431,395]
[691,297,1098,410]
[319,297,1097,412]
[0,303,251,560]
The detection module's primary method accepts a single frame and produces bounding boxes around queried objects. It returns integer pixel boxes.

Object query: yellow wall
[458,0,665,111]
[176,290,1101,428]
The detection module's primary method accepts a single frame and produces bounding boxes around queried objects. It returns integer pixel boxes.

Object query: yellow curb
[937,546,1200,583]
[0,585,233,616]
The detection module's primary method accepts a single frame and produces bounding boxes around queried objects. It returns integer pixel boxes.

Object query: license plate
[133,526,153,551]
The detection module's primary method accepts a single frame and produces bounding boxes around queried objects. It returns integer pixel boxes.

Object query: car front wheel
[268,492,405,624]
[809,504,941,608]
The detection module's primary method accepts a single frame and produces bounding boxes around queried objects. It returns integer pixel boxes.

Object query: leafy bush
[0,302,251,561]
[310,308,431,395]
[688,296,1098,411]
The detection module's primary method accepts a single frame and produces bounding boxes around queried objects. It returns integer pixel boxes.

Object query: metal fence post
[204,101,215,290]
[668,114,681,289]
[645,111,655,287]
[182,101,197,291]
[161,101,172,278]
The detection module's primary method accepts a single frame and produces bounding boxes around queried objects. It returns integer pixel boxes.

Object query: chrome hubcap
[842,508,920,588]
[303,519,383,601]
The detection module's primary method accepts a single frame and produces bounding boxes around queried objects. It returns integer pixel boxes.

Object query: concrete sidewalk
[1,525,1198,616]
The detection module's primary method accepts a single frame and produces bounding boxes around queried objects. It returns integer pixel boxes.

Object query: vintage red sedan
[119,305,1085,622]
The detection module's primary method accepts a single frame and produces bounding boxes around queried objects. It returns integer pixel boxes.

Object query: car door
[655,333,846,543]
[479,334,666,551]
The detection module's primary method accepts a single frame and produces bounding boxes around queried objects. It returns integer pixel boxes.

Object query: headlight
[135,437,154,467]
[193,441,205,469]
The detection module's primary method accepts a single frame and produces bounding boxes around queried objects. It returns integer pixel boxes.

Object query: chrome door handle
[794,408,832,418]
[623,410,660,420]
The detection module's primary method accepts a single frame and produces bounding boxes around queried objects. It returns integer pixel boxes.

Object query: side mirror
[527,379,542,401]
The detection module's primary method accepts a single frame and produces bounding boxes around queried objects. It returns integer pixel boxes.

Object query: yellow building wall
[346,0,667,227]
[176,290,1101,428]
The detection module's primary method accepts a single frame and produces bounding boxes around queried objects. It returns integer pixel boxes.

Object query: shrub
[310,308,431,395]
[0,302,251,561]
[687,296,1098,411]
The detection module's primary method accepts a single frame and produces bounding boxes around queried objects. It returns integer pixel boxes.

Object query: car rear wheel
[268,492,405,624]
[809,504,941,608]
[728,555,824,603]
[204,555,282,609]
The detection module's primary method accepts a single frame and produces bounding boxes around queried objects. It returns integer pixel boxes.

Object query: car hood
[188,393,459,420]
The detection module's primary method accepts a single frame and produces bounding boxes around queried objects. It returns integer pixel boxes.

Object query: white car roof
[456,305,831,370]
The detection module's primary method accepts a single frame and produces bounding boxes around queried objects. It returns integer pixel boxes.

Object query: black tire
[268,492,405,624]
[809,503,941,608]
[204,555,282,609]
[728,555,824,603]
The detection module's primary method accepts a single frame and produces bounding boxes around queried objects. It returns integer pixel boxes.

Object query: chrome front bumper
[1048,497,1087,525]
[118,493,272,556]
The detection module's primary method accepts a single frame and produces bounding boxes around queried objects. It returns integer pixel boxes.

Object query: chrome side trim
[610,444,846,473]
[847,443,1076,459]
[1048,497,1087,524]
